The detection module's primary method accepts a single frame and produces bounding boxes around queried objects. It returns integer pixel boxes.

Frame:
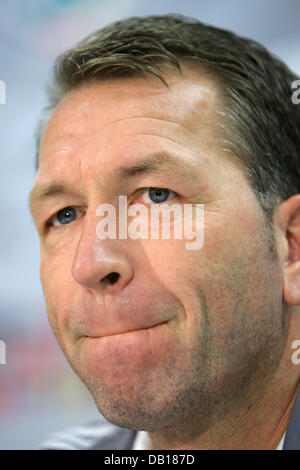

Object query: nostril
[105,272,120,285]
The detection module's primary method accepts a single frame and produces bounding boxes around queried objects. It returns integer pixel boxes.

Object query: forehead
[41,67,219,143]
[36,67,224,191]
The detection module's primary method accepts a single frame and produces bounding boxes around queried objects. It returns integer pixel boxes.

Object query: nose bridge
[71,206,133,292]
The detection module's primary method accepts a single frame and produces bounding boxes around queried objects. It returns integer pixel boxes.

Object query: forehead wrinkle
[95,96,214,140]
[137,133,189,149]
[101,115,194,134]
[116,151,202,187]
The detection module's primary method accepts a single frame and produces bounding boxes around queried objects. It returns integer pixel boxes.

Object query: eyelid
[137,187,177,204]
[46,206,85,229]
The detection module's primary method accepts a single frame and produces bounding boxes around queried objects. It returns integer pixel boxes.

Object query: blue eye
[49,206,78,227]
[148,188,171,203]
[57,207,76,224]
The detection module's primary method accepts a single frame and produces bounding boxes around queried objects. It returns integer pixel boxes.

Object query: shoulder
[36,417,137,450]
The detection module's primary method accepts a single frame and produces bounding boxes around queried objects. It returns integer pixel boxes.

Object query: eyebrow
[29,152,198,216]
[28,183,79,218]
[117,152,197,179]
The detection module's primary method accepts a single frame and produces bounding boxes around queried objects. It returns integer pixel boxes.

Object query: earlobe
[281,195,300,305]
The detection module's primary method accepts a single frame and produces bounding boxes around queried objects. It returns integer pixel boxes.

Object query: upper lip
[75,296,173,340]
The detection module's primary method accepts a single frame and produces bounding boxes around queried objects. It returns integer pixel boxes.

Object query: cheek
[143,201,276,324]
[40,253,75,344]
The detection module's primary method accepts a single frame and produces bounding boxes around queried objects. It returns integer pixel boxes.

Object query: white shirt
[132,431,151,450]
[276,432,286,450]
[132,430,287,450]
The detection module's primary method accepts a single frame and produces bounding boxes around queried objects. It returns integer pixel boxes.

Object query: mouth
[80,320,170,341]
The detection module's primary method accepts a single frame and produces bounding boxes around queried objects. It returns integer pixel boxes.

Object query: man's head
[37,14,300,225]
[30,15,300,445]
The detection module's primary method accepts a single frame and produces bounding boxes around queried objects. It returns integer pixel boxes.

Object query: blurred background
[0,0,299,450]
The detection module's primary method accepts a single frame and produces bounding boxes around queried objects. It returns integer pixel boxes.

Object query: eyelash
[139,187,177,205]
[45,187,178,229]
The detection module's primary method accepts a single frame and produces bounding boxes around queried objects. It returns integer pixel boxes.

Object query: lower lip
[79,321,172,367]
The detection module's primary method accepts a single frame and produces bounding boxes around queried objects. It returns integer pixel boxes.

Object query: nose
[71,214,134,294]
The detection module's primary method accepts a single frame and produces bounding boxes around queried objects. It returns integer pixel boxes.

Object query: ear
[277,195,300,305]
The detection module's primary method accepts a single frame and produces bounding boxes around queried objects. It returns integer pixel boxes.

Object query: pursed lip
[71,284,177,342]
[79,319,170,341]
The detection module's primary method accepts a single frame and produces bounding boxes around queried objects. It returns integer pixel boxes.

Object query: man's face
[30,67,286,434]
